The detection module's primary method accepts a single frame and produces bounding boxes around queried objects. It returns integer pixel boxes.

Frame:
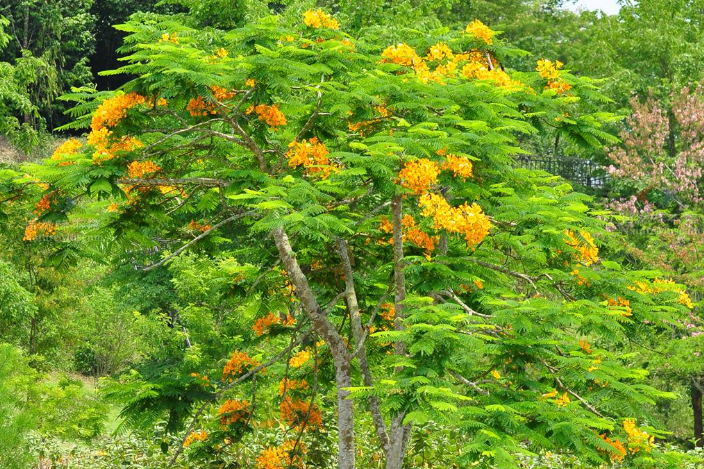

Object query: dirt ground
[0,136,25,164]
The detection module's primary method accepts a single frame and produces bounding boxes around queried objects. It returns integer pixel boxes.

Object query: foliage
[21,7,702,469]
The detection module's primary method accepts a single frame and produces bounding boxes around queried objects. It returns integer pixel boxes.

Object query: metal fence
[514,155,610,189]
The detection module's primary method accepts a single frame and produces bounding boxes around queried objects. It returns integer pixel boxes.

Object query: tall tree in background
[0,0,95,129]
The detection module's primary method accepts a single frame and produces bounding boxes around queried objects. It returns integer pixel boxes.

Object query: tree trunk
[693,376,703,447]
[385,195,411,469]
[385,417,411,469]
[271,227,356,469]
[337,238,389,452]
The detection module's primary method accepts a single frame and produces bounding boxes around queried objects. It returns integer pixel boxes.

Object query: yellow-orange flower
[623,418,655,452]
[607,296,632,316]
[127,160,161,178]
[91,93,146,132]
[565,230,598,266]
[579,339,593,354]
[289,349,311,368]
[222,351,260,381]
[218,399,251,425]
[253,312,281,336]
[23,219,57,241]
[398,159,441,195]
[598,433,626,462]
[183,430,207,447]
[159,32,179,43]
[419,193,491,249]
[381,43,424,68]
[555,392,570,407]
[425,42,454,62]
[278,378,309,396]
[465,20,494,45]
[246,103,287,129]
[536,59,571,94]
[443,154,474,180]
[51,138,82,161]
[286,138,338,178]
[280,396,323,431]
[303,9,340,30]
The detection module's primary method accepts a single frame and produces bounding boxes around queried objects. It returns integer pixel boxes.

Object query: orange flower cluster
[187,86,237,116]
[246,103,287,129]
[623,418,655,453]
[127,160,161,178]
[218,399,251,425]
[419,193,491,249]
[187,220,211,232]
[541,388,558,400]
[160,32,178,43]
[565,230,598,266]
[92,93,146,132]
[598,433,627,462]
[588,355,602,372]
[88,93,146,163]
[278,378,309,396]
[443,154,474,180]
[402,215,438,259]
[286,138,338,178]
[303,9,339,29]
[183,430,207,447]
[607,296,632,316]
[252,312,296,336]
[570,268,591,286]
[536,59,571,94]
[380,302,395,322]
[555,392,570,407]
[380,31,519,87]
[88,126,143,164]
[425,42,454,62]
[461,61,523,88]
[629,278,694,309]
[289,349,311,368]
[280,397,323,431]
[579,339,593,354]
[377,216,439,259]
[51,138,82,164]
[190,372,210,386]
[255,441,307,469]
[34,193,52,215]
[23,219,57,241]
[222,351,260,381]
[398,159,441,194]
[157,184,186,197]
[381,43,423,67]
[465,19,494,45]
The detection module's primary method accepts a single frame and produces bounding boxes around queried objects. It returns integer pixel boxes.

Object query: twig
[141,211,255,271]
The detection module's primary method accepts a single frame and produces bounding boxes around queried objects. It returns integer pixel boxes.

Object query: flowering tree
[22,9,701,469]
[607,86,704,447]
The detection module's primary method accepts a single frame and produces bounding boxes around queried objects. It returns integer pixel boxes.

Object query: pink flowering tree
[608,85,704,445]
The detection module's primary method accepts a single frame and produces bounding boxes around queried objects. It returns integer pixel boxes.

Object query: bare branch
[141,211,256,271]
[449,370,489,395]
[119,177,229,188]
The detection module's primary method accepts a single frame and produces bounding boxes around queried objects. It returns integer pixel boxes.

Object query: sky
[567,0,622,15]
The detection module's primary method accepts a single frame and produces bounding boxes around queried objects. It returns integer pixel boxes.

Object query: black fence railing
[514,155,610,189]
